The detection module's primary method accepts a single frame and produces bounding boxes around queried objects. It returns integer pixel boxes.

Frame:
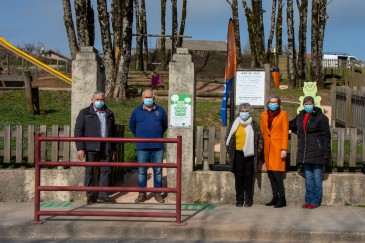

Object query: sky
[1,0,365,60]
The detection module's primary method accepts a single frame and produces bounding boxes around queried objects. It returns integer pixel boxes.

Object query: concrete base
[0,169,364,205]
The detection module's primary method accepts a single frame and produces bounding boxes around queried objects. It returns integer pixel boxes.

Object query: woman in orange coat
[260,95,289,208]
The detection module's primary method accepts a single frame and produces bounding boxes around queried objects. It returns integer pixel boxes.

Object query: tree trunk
[267,0,277,64]
[141,0,148,70]
[311,0,320,83]
[160,0,167,70]
[226,0,243,67]
[172,0,178,54]
[134,0,143,70]
[86,0,95,46]
[97,0,115,97]
[287,0,297,88]
[316,0,328,86]
[113,0,133,100]
[75,0,87,47]
[62,0,79,60]
[111,0,123,70]
[296,0,308,83]
[275,0,283,54]
[178,0,187,48]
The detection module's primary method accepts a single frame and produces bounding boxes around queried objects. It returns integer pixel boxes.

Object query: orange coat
[260,110,289,171]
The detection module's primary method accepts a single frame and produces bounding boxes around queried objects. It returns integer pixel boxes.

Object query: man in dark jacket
[74,90,117,204]
[290,96,331,209]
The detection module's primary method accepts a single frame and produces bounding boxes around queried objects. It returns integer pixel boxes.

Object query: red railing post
[176,135,182,223]
[33,132,41,223]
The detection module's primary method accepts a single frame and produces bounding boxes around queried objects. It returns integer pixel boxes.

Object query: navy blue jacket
[129,104,168,150]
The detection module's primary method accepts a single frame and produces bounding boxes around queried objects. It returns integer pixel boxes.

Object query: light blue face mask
[304,105,314,113]
[94,101,104,109]
[144,98,154,107]
[239,112,250,120]
[268,103,279,111]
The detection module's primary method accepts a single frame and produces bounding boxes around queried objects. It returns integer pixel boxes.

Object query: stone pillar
[69,46,105,200]
[166,48,195,202]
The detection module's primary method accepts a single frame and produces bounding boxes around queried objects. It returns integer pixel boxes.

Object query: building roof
[157,39,227,52]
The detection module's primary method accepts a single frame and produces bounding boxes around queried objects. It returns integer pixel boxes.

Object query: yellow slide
[0,36,72,84]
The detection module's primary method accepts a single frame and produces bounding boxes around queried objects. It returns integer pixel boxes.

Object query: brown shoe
[154,194,165,203]
[135,194,146,203]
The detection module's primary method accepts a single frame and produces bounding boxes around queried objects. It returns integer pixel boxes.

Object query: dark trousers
[267,171,285,197]
[85,151,111,199]
[234,150,254,203]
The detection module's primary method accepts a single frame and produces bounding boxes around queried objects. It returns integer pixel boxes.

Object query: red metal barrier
[34,133,182,223]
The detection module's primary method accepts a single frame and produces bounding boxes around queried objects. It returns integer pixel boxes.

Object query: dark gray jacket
[74,104,116,153]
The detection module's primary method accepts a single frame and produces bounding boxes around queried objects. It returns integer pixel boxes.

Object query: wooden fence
[195,126,365,172]
[331,85,365,131]
[1,125,364,172]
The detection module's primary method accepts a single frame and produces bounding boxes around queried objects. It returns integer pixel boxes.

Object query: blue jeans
[136,149,164,195]
[304,163,323,206]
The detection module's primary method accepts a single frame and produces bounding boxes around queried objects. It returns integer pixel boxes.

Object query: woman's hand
[281,150,287,159]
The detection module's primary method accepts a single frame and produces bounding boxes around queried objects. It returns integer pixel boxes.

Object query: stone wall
[1,169,364,206]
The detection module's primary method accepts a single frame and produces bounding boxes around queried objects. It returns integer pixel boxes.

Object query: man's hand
[281,150,287,159]
[77,150,85,160]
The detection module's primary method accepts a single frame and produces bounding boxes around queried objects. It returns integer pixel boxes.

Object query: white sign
[170,94,192,127]
[235,71,266,106]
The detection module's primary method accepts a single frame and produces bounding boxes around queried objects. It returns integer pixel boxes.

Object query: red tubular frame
[34,133,182,223]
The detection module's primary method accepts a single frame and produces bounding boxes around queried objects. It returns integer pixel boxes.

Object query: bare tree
[267,0,277,63]
[226,0,243,67]
[134,0,143,70]
[241,0,265,68]
[97,0,115,98]
[275,0,283,54]
[287,0,297,88]
[160,0,167,70]
[111,0,123,68]
[177,0,187,48]
[62,0,79,60]
[74,0,94,47]
[172,0,178,53]
[141,0,148,70]
[296,0,308,82]
[113,0,133,100]
[311,0,328,86]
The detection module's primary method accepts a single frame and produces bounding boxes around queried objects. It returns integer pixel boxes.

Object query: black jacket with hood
[289,107,331,165]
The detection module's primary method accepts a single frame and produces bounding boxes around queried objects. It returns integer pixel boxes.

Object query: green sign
[170,94,192,127]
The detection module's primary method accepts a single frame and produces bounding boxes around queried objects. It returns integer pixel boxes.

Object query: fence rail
[331,85,365,132]
[1,125,364,172]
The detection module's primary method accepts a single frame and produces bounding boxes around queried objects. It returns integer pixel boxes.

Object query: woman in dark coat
[289,96,331,209]
[225,103,263,207]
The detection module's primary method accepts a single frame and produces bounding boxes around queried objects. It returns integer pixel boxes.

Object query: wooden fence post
[345,87,352,128]
[24,70,34,114]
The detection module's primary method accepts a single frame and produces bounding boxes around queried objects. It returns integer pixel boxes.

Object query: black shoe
[244,201,253,207]
[274,197,286,208]
[87,196,97,205]
[97,197,116,203]
[265,195,279,206]
[236,195,243,207]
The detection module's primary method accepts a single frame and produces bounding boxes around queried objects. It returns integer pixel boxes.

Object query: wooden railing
[1,125,364,172]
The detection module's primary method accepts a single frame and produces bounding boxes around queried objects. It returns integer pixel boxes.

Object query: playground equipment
[0,36,71,84]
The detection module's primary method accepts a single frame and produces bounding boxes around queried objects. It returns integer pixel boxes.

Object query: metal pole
[176,135,182,223]
[33,132,41,223]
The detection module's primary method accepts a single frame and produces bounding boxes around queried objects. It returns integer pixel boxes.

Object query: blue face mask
[304,105,314,113]
[268,103,279,111]
[144,98,154,107]
[239,112,250,120]
[94,101,104,109]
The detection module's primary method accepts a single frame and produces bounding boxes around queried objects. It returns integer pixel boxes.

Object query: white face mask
[239,112,250,120]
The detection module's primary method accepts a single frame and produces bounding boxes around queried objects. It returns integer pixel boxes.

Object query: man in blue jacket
[74,90,116,204]
[129,88,168,203]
